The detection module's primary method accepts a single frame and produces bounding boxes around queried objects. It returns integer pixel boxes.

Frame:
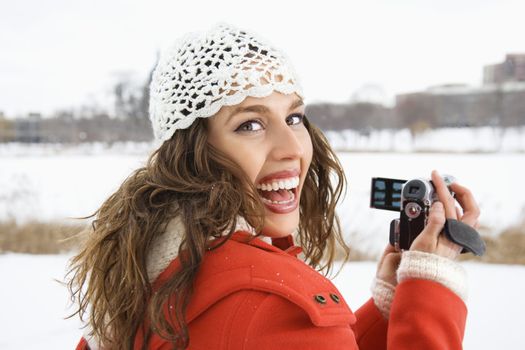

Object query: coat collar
[227,231,303,257]
[146,216,301,283]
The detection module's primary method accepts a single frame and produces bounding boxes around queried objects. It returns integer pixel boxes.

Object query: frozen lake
[0,253,523,349]
[1,144,523,255]
[1,141,524,349]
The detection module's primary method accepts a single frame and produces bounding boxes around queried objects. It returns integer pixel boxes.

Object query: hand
[376,244,401,286]
[410,170,481,260]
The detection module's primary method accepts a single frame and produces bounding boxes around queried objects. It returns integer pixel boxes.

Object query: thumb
[426,201,446,240]
[411,201,446,252]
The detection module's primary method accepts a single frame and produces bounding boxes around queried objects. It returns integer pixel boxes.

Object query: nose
[269,121,305,160]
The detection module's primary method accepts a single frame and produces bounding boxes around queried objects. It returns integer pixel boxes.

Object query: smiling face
[207,91,313,238]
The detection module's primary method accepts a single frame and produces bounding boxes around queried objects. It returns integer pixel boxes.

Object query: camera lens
[405,202,422,219]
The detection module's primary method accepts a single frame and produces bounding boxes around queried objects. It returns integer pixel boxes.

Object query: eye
[235,120,264,133]
[286,113,305,126]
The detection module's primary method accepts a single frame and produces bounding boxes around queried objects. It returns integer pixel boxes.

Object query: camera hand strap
[443,219,486,256]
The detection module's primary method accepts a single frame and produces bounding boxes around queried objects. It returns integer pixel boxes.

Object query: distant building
[0,112,14,142]
[393,54,525,130]
[14,113,42,142]
[484,54,525,85]
[395,82,525,129]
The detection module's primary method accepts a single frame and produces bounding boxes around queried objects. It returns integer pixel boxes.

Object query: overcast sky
[1,0,524,116]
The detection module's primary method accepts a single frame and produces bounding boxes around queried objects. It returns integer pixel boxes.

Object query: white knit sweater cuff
[371,278,396,319]
[397,250,468,302]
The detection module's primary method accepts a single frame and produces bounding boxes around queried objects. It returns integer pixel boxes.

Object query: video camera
[370,176,485,255]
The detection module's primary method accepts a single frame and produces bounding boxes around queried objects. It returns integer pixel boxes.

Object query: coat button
[330,293,340,303]
[314,294,326,304]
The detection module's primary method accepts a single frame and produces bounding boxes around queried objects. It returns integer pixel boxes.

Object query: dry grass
[338,223,525,265]
[1,220,524,265]
[0,219,88,254]
[459,224,525,264]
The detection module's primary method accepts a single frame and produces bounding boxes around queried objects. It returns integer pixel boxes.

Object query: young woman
[68,24,479,349]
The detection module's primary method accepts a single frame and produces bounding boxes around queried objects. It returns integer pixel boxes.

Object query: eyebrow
[225,98,304,125]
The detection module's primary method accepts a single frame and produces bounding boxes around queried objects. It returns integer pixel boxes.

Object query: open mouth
[255,176,300,213]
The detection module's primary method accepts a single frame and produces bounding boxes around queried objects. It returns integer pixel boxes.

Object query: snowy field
[1,129,524,349]
[1,253,523,349]
[1,136,524,255]
[325,126,525,153]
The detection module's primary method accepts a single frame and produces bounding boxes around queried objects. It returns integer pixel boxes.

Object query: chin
[260,209,299,238]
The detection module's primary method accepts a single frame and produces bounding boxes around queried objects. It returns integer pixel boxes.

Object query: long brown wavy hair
[66,115,350,349]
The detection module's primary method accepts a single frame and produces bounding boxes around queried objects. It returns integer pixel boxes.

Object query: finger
[377,252,401,286]
[410,201,446,252]
[449,182,480,226]
[425,201,446,240]
[382,252,402,274]
[377,244,396,273]
[455,206,463,219]
[383,243,396,255]
[431,170,457,219]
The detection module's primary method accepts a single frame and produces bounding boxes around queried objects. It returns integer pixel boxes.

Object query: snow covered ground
[0,253,523,349]
[1,138,523,255]
[324,126,525,153]
[0,129,524,348]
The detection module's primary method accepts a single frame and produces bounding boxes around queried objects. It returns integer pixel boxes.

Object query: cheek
[301,131,314,167]
[223,143,265,183]
[207,128,262,183]
[236,156,263,183]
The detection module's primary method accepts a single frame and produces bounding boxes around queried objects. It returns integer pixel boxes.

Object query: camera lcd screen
[370,177,407,212]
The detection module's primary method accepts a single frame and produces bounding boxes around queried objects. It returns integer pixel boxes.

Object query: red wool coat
[76,231,466,349]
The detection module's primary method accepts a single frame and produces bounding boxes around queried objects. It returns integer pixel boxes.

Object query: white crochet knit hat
[149,23,304,141]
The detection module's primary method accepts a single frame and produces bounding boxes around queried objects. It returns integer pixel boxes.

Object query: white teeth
[256,176,300,191]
